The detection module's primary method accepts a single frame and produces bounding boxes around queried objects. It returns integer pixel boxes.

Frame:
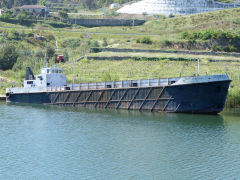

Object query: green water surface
[0,102,240,179]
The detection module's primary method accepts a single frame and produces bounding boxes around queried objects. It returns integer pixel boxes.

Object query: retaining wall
[91,48,240,57]
[69,18,145,27]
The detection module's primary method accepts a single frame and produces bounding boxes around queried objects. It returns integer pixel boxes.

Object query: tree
[14,0,38,7]
[0,0,37,9]
[46,45,55,58]
[0,44,18,70]
[103,38,108,47]
[8,30,20,40]
[1,9,13,20]
[39,0,47,6]
[58,10,68,22]
[0,0,14,9]
[63,49,69,61]
[83,0,96,9]
[16,10,30,24]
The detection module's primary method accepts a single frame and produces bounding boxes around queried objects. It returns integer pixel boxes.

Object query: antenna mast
[44,53,47,68]
[197,59,200,76]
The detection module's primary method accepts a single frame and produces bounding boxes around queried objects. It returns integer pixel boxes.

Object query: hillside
[0,7,240,107]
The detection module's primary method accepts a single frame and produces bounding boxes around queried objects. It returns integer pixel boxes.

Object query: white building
[117,0,239,16]
[16,5,49,16]
[109,3,121,9]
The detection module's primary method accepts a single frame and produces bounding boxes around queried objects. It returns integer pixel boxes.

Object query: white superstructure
[23,66,67,89]
[117,0,239,16]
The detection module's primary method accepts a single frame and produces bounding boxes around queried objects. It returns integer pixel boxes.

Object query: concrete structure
[69,18,145,27]
[117,0,240,16]
[16,5,49,16]
[0,9,4,16]
[34,34,46,41]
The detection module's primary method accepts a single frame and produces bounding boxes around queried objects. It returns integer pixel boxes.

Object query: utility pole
[75,16,76,29]
[166,22,169,40]
[73,58,76,85]
[55,37,58,49]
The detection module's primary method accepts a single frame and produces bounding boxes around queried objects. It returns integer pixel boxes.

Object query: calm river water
[0,102,240,179]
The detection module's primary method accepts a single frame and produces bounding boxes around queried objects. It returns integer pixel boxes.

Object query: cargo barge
[0,96,6,101]
[6,66,231,114]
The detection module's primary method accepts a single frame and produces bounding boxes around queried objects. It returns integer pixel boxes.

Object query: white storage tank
[117,0,239,16]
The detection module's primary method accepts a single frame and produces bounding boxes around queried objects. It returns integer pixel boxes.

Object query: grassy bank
[58,58,240,108]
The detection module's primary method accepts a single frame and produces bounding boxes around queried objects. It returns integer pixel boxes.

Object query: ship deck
[6,74,230,94]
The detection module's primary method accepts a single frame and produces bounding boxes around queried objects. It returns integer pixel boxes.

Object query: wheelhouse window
[27,81,33,84]
[38,76,43,80]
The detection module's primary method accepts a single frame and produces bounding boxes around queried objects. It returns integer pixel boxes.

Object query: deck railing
[66,78,175,91]
[7,74,229,94]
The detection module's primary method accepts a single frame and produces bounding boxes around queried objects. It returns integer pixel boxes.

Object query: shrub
[58,10,68,21]
[8,30,20,40]
[102,71,112,81]
[92,40,100,47]
[141,37,152,44]
[111,11,119,16]
[230,45,237,52]
[102,71,119,81]
[163,40,172,46]
[62,38,81,48]
[0,44,18,70]
[27,32,34,37]
[201,31,212,40]
[222,46,230,52]
[136,37,152,44]
[35,49,44,58]
[16,10,30,24]
[181,31,189,39]
[103,38,108,47]
[45,34,55,41]
[63,49,69,61]
[90,47,101,53]
[46,45,55,58]
[211,45,220,52]
[180,30,240,52]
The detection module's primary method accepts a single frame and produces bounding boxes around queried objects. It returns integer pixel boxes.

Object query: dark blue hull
[6,80,231,114]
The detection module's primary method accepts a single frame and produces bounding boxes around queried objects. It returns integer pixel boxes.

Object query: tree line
[48,0,132,9]
[0,0,38,9]
[0,0,133,9]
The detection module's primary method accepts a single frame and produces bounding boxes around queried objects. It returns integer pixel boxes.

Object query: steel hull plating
[6,80,231,114]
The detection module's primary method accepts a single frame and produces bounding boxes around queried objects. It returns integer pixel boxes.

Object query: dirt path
[0,76,18,85]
